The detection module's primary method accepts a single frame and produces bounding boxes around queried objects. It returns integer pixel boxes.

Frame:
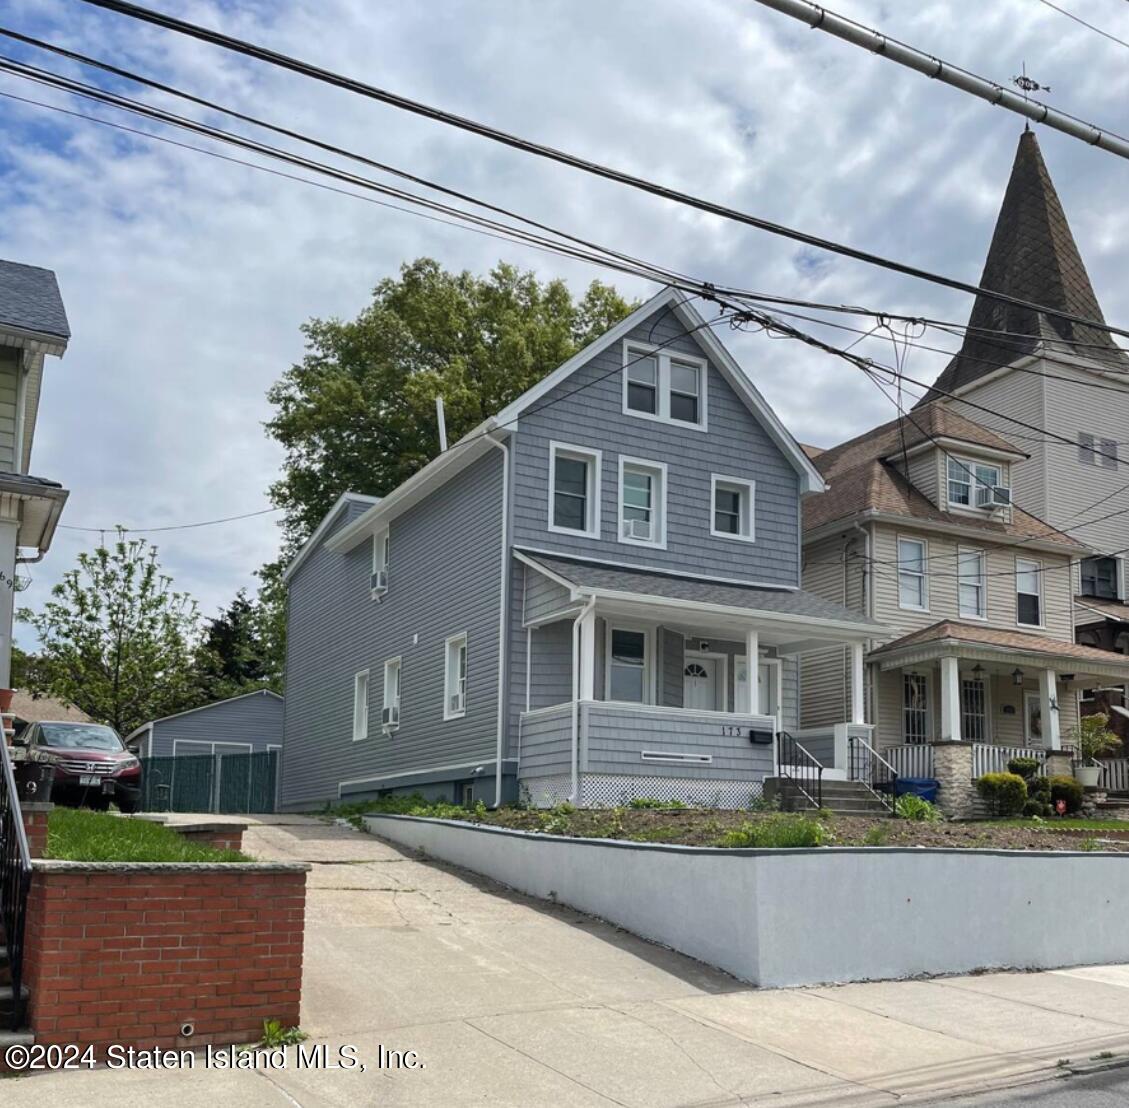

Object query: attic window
[947,457,1001,508]
[622,342,707,429]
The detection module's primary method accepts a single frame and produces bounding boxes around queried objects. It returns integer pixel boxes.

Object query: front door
[684,654,722,711]
[735,657,779,721]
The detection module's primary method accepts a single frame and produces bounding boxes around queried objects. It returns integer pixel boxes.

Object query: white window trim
[352,669,370,742]
[621,341,708,431]
[604,623,654,706]
[957,546,988,621]
[444,632,468,720]
[617,455,668,549]
[548,441,602,538]
[946,456,1003,511]
[1015,556,1044,629]
[896,535,929,613]
[710,474,756,543]
[371,527,390,597]
[382,656,401,732]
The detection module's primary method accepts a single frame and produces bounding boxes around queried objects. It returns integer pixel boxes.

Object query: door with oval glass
[683,652,725,711]
[735,656,779,721]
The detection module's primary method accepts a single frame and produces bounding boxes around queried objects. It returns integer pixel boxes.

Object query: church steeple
[920,129,1128,403]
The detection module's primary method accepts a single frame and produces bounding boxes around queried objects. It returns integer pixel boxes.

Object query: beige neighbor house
[798,403,1129,814]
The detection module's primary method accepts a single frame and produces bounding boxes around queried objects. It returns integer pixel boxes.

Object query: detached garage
[127,689,283,760]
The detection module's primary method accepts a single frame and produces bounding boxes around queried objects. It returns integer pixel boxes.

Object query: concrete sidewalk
[6,814,1129,1107]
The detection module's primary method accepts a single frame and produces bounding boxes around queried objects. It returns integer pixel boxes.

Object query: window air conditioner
[623,518,652,541]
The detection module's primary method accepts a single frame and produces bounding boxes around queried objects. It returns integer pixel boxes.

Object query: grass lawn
[47,808,250,863]
[335,794,1129,851]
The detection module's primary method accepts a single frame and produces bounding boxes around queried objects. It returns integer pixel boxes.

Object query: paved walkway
[7,815,1129,1106]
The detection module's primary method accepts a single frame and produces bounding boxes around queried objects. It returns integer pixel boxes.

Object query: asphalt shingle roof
[919,130,1129,403]
[0,259,69,340]
[520,551,882,627]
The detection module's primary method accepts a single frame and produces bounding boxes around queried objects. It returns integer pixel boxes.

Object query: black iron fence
[0,740,31,1031]
[776,730,823,810]
[847,733,898,813]
[140,750,278,814]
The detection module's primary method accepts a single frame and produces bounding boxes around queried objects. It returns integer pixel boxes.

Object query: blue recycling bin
[895,776,939,803]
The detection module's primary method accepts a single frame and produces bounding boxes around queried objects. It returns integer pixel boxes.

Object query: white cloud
[3,0,1128,633]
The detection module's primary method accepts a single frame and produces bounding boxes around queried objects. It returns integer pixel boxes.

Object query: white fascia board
[575,586,888,640]
[513,549,581,599]
[891,437,1027,464]
[282,491,382,583]
[326,425,503,555]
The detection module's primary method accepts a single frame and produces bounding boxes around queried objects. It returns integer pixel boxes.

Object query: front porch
[515,552,882,807]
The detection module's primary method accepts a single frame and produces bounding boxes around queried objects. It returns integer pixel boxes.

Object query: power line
[1036,0,1129,52]
[751,0,1129,159]
[59,506,282,534]
[71,0,1129,344]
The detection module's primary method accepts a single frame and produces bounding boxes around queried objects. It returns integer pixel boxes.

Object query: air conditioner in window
[370,569,388,594]
[623,518,653,541]
[381,706,399,728]
[976,485,1011,509]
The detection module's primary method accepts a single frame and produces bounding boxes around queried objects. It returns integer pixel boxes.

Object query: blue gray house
[127,689,284,759]
[279,288,883,810]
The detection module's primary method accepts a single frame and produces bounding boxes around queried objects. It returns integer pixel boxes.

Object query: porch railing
[0,738,31,1031]
[971,744,1046,780]
[1100,758,1129,794]
[847,733,897,813]
[883,744,934,779]
[776,730,822,810]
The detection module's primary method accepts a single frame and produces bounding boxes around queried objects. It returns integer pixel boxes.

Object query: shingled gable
[919,130,1129,404]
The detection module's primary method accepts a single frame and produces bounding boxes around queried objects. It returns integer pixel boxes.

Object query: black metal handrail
[776,730,823,810]
[0,737,31,1031]
[848,732,898,814]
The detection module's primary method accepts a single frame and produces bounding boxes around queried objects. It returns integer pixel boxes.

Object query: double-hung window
[1081,555,1121,600]
[352,669,370,741]
[957,547,987,619]
[549,442,600,537]
[618,458,666,547]
[622,343,707,429]
[897,537,928,611]
[444,633,468,719]
[947,458,1001,508]
[1016,558,1043,627]
[711,476,755,542]
[371,528,389,594]
[382,658,401,731]
[607,627,649,704]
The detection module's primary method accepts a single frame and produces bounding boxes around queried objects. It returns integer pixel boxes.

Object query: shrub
[1029,775,1052,802]
[1007,757,1042,781]
[894,794,942,822]
[628,797,665,809]
[863,825,889,846]
[1068,712,1122,765]
[1022,799,1046,818]
[1049,775,1084,815]
[975,772,1028,817]
[717,814,827,848]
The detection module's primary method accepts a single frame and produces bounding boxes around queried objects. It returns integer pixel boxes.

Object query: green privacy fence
[140,750,278,814]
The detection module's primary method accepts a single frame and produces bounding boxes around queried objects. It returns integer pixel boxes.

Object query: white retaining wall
[365,815,1129,987]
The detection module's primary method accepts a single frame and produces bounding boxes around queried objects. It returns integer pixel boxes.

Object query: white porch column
[1039,668,1062,750]
[578,606,596,702]
[0,519,18,690]
[939,656,961,742]
[849,641,866,725]
[745,629,759,714]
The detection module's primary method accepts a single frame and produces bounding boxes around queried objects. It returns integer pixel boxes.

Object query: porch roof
[869,619,1129,678]
[517,550,885,639]
[1074,596,1129,626]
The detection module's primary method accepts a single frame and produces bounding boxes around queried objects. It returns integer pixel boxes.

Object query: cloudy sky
[2,0,1128,634]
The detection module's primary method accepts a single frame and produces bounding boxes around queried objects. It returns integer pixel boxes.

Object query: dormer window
[622,342,707,429]
[947,457,1003,509]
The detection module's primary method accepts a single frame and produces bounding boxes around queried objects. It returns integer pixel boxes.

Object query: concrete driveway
[7,814,1129,1107]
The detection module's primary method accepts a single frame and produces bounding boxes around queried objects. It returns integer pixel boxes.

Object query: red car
[19,720,143,813]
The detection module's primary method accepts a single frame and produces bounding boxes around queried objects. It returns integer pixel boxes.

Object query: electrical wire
[1035,0,1129,51]
[59,506,282,534]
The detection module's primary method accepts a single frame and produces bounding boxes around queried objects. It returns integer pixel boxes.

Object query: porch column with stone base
[932,742,980,820]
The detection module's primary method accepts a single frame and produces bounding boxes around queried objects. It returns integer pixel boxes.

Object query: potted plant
[1069,713,1122,789]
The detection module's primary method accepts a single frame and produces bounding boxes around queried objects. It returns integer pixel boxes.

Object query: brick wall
[23,861,309,1058]
[20,801,52,858]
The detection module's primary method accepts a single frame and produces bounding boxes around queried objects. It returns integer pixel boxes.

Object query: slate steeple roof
[918,129,1128,404]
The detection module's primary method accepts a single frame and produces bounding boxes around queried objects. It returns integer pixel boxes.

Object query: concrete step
[770,778,893,815]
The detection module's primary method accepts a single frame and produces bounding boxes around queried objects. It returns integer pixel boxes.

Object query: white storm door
[736,656,778,719]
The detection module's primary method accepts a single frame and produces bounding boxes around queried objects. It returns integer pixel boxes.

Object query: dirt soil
[447,807,1129,851]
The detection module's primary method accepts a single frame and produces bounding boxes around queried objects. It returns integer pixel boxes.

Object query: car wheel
[88,795,110,812]
[116,793,141,815]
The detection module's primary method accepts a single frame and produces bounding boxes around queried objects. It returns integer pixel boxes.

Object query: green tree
[20,533,199,736]
[265,257,635,552]
[192,589,281,702]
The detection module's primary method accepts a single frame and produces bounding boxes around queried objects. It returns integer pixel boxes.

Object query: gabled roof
[803,402,1081,551]
[125,688,283,740]
[325,286,825,558]
[919,130,1129,403]
[282,491,381,582]
[0,259,70,345]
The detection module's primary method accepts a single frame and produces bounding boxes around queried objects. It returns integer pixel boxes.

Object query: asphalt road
[941,1066,1129,1106]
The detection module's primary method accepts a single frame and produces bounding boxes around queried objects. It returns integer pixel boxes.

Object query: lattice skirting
[519,774,764,810]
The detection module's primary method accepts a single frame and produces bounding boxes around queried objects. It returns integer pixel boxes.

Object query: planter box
[23,860,309,1059]
[366,814,1129,988]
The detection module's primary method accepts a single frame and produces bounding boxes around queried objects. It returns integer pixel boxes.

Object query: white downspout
[486,434,510,808]
[570,597,595,804]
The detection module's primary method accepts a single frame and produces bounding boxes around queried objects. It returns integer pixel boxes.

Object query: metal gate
[140,750,278,814]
